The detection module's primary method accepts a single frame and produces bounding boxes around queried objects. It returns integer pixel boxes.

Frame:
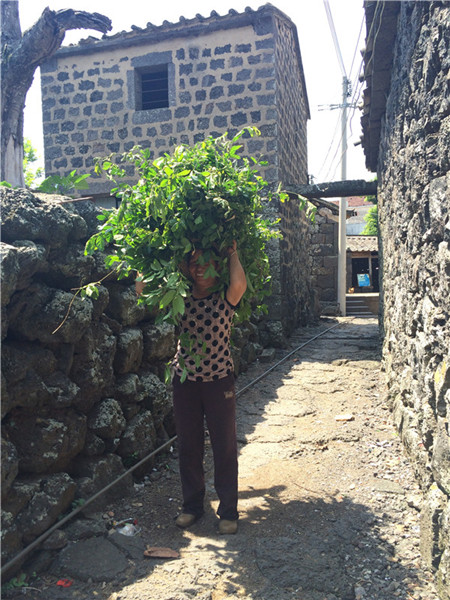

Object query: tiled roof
[298,196,356,217]
[346,235,378,252]
[329,196,370,208]
[53,3,310,119]
[57,3,294,54]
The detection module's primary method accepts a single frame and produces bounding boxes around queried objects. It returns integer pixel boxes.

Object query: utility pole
[338,76,350,316]
[318,77,355,316]
[322,0,358,317]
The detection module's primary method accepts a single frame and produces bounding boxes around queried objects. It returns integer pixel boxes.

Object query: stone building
[361,2,450,597]
[39,4,316,331]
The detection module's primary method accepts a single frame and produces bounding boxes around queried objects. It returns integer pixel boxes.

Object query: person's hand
[135,273,145,296]
[227,240,237,258]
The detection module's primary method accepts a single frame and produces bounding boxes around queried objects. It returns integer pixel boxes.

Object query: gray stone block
[52,536,129,581]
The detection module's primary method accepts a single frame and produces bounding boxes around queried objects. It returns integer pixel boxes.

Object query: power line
[349,13,365,81]
[323,0,347,78]
[315,2,365,181]
[315,110,343,181]
[321,0,361,316]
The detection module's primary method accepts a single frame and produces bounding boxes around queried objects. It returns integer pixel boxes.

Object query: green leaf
[164,364,172,384]
[204,264,219,279]
[172,294,185,316]
[159,289,176,308]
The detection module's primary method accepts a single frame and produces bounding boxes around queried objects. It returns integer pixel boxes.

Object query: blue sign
[357,273,371,287]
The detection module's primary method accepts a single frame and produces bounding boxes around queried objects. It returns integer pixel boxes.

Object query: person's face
[188,250,217,289]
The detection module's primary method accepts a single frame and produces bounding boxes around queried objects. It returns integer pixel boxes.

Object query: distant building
[329,196,375,235]
[346,235,379,293]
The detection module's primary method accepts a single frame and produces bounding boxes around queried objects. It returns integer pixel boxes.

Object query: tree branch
[0,5,112,184]
[17,8,112,70]
[285,180,378,199]
[53,9,112,34]
[1,1,22,49]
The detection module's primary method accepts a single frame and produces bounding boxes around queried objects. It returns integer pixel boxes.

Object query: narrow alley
[6,317,439,600]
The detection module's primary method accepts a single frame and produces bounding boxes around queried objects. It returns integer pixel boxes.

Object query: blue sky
[21,0,372,182]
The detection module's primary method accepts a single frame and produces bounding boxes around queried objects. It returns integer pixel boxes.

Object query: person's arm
[135,272,145,296]
[226,241,247,306]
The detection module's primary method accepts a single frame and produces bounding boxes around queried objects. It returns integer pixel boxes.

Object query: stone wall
[0,188,275,574]
[373,3,450,597]
[310,204,339,315]
[274,14,309,185]
[270,13,315,328]
[277,196,317,329]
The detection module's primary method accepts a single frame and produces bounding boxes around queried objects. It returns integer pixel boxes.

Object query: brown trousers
[172,373,238,521]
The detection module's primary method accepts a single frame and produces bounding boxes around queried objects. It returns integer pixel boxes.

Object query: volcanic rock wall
[373,3,450,596]
[0,188,273,573]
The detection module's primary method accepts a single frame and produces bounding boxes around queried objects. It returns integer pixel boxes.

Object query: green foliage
[2,573,29,590]
[36,169,90,196]
[0,181,13,187]
[23,138,44,188]
[85,127,303,325]
[361,205,378,236]
[70,498,86,510]
[123,451,139,468]
[80,283,100,300]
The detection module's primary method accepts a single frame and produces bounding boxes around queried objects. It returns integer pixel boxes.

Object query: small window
[136,65,169,111]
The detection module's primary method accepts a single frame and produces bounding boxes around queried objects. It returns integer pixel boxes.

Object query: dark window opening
[371,257,379,292]
[351,255,379,292]
[136,66,169,110]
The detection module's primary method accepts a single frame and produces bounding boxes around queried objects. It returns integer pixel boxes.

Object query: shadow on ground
[188,484,421,600]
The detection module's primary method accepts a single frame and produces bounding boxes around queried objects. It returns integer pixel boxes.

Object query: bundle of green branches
[85,127,286,324]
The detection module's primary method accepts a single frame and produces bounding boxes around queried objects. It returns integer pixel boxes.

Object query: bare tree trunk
[1,1,111,187]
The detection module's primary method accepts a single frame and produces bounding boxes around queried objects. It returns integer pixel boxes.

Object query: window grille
[136,66,169,111]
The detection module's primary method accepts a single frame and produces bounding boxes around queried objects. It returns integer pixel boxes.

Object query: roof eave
[360,1,400,172]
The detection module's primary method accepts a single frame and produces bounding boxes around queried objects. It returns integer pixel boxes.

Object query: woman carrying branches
[89,129,301,533]
[137,241,247,534]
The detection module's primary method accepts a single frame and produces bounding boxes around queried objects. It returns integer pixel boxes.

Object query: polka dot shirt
[174,292,236,382]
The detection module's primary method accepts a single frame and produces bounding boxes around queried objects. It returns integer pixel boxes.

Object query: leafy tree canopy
[361,205,378,236]
[85,127,311,325]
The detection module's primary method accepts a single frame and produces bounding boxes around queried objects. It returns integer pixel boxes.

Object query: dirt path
[5,318,439,600]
